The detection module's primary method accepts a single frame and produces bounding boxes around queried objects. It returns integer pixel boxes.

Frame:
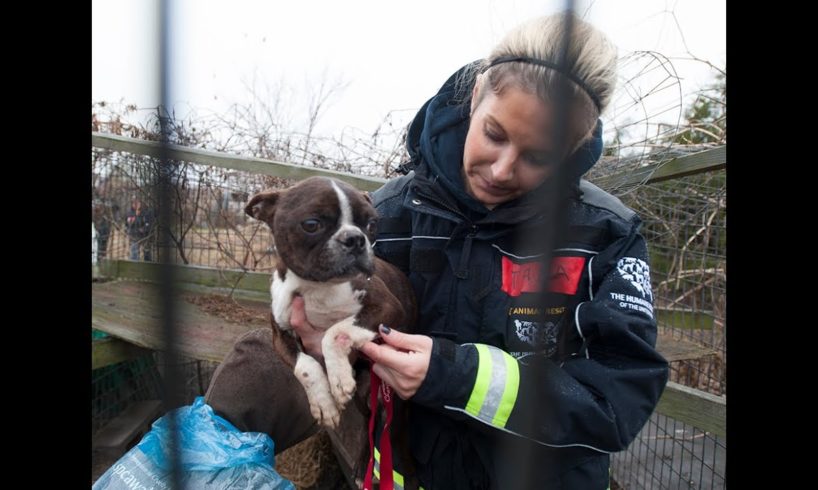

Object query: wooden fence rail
[92,132,725,191]
[92,132,386,192]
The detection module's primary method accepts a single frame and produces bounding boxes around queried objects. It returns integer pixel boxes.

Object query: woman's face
[463,84,562,209]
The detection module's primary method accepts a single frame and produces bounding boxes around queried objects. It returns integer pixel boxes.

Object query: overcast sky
[92,0,725,142]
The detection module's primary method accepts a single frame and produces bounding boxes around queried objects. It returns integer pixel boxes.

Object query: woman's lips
[476,175,513,197]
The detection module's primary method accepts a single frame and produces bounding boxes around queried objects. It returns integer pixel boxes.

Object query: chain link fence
[609,168,726,489]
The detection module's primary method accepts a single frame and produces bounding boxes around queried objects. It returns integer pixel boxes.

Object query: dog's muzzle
[335,229,367,253]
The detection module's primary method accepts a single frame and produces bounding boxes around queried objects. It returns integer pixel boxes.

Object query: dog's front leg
[271,273,295,330]
[323,316,377,407]
[294,352,341,428]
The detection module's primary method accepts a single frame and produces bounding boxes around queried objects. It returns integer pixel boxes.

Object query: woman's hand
[360,326,433,400]
[289,295,325,358]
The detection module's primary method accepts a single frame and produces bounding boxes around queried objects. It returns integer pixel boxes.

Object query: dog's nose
[337,230,366,252]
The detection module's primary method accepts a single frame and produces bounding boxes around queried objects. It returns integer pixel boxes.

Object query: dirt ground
[184,292,271,325]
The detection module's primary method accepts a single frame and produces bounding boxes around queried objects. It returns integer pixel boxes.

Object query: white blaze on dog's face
[245,177,378,282]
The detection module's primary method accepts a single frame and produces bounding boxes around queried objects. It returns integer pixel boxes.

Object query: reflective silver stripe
[553,247,599,255]
[443,404,612,453]
[491,244,542,260]
[492,244,600,259]
[372,235,450,246]
[465,344,520,428]
[373,238,411,243]
[480,346,511,423]
[575,302,590,359]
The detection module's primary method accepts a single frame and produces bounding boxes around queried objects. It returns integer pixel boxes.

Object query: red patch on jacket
[548,257,586,295]
[501,256,586,297]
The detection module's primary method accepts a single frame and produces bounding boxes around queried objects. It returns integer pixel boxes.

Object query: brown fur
[352,258,417,333]
[247,177,418,487]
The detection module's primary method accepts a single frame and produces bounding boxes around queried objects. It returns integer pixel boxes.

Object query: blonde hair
[462,13,617,138]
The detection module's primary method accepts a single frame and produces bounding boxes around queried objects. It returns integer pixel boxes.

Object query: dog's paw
[295,353,340,428]
[309,395,341,428]
[348,327,377,348]
[328,367,357,407]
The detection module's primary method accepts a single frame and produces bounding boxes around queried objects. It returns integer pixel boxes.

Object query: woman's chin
[464,174,517,208]
[474,190,514,209]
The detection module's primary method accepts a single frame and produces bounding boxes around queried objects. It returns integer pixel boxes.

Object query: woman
[206,13,668,489]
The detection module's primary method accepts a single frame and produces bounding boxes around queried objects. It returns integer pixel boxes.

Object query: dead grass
[184,292,269,326]
[276,431,345,489]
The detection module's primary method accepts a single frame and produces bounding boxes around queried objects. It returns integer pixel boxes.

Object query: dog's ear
[245,189,281,228]
[362,191,373,205]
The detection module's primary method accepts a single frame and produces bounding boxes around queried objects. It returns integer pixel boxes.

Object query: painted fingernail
[380,324,391,335]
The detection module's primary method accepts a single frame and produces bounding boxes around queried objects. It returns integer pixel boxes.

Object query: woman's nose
[491,150,517,183]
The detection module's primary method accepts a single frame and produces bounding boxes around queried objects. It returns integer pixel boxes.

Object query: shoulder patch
[578,179,636,221]
[372,172,414,208]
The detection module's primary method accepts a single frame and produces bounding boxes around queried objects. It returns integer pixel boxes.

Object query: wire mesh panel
[612,412,726,490]
[92,145,281,272]
[91,350,221,434]
[619,169,726,397]
[607,168,726,489]
[91,348,222,484]
[91,354,163,436]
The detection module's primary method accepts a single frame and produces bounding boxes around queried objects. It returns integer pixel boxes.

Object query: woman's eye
[301,219,322,233]
[484,128,504,143]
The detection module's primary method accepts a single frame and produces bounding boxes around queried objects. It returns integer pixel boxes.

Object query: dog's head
[245,177,378,282]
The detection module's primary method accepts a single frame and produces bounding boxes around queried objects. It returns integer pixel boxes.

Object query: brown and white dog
[245,176,416,428]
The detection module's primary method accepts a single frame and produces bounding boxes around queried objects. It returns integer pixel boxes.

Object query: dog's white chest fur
[271,268,366,331]
[270,267,376,428]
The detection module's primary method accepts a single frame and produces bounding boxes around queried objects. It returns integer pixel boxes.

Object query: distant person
[125,196,154,261]
[92,199,113,262]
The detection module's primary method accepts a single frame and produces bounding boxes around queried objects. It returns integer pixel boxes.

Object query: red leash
[363,367,394,490]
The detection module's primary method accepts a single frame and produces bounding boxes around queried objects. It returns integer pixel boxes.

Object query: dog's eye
[301,219,322,234]
[366,218,377,235]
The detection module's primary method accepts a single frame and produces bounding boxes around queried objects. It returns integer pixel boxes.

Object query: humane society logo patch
[616,257,653,301]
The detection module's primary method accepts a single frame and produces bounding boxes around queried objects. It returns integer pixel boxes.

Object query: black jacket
[370,63,668,490]
[125,206,154,240]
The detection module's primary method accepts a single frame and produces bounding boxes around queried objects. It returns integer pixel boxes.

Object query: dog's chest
[271,269,366,330]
